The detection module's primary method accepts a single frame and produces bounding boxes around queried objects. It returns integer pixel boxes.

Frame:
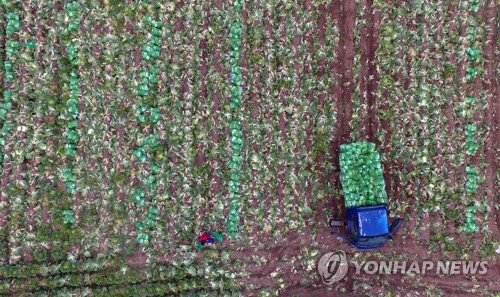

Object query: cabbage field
[0,0,498,296]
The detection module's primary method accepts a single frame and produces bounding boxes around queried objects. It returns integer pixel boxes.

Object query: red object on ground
[198,233,211,242]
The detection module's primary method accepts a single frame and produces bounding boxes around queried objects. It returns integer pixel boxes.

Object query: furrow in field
[481,0,499,245]
[203,0,225,232]
[192,1,212,237]
[243,0,265,241]
[349,0,367,142]
[3,2,26,264]
[470,0,494,259]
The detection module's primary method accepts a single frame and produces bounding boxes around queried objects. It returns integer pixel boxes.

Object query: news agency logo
[318,250,489,285]
[317,250,348,284]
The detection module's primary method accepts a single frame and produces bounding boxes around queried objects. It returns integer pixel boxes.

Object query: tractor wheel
[335,172,342,186]
[329,219,345,228]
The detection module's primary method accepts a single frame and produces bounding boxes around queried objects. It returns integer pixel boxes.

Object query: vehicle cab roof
[357,205,389,237]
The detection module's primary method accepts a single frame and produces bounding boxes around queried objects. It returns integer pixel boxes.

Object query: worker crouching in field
[197,231,223,250]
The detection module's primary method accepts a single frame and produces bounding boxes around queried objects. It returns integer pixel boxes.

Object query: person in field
[197,231,223,250]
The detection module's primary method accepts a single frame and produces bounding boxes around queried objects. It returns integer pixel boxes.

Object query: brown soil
[0,0,497,296]
[481,0,499,246]
[226,1,499,296]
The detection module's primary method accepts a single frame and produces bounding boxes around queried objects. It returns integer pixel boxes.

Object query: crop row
[372,0,493,256]
[0,261,239,295]
[226,0,244,239]
[461,0,482,233]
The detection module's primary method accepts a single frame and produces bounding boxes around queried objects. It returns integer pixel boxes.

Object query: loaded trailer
[329,142,403,250]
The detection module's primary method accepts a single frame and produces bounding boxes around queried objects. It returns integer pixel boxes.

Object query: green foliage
[0,1,495,295]
[340,142,388,207]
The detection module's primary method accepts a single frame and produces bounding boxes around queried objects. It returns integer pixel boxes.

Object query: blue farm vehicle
[329,142,403,250]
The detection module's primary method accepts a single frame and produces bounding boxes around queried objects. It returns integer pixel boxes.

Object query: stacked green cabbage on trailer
[340,142,388,208]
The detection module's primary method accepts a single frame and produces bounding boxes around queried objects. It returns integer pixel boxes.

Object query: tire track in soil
[392,0,410,253]
[355,0,368,141]
[315,0,352,268]
[340,0,355,146]
[371,0,405,252]
[367,0,396,212]
[328,0,350,219]
[330,0,345,164]
[325,0,342,217]
[230,241,321,295]
[365,0,379,145]
[295,0,352,293]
